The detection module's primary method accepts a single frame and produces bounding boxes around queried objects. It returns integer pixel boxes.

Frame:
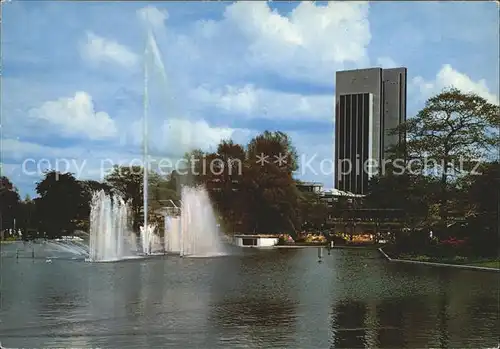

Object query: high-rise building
[334,67,407,194]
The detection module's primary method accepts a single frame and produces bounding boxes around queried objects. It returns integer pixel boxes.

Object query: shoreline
[276,243,381,249]
[378,247,500,272]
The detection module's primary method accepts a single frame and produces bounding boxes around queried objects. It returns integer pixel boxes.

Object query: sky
[2,1,499,198]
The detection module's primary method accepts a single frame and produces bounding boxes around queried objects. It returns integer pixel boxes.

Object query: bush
[332,235,347,245]
[394,230,431,254]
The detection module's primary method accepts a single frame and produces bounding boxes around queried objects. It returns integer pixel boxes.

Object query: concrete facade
[334,67,407,194]
[232,235,279,248]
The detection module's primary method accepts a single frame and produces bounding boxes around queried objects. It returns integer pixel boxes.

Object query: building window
[242,238,257,246]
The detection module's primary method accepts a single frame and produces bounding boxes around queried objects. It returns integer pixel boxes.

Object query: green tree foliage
[298,190,328,231]
[246,131,298,173]
[35,171,87,238]
[0,176,20,231]
[241,153,300,233]
[393,88,499,223]
[17,194,37,238]
[187,131,303,234]
[367,173,439,229]
[104,165,178,231]
[371,88,499,256]
[468,161,500,215]
[464,161,499,256]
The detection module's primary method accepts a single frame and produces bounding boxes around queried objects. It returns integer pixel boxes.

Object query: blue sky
[2,1,498,197]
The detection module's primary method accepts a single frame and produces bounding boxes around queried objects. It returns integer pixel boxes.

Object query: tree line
[0,130,320,238]
[1,88,498,253]
[367,88,499,256]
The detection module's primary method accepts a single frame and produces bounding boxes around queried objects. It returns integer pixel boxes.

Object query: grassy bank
[277,242,383,249]
[463,260,499,269]
[399,255,499,269]
[332,243,384,250]
[382,246,500,270]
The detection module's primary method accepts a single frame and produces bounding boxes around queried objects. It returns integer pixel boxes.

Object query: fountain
[164,214,181,254]
[164,186,226,257]
[48,240,89,257]
[139,224,163,255]
[139,22,226,259]
[88,190,138,262]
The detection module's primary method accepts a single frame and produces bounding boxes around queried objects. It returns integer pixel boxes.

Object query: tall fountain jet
[140,20,167,251]
[164,186,226,257]
[141,18,227,258]
[142,25,150,250]
[89,190,136,262]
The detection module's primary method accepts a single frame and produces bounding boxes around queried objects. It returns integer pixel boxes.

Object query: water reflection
[209,250,298,347]
[1,248,498,348]
[375,298,407,348]
[331,300,368,348]
[437,272,450,349]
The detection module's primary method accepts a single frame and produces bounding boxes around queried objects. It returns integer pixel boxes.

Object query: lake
[1,245,498,348]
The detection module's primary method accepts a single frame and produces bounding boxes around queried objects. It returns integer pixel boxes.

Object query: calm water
[0,245,498,348]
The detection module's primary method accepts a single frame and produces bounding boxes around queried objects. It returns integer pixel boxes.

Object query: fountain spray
[143,28,150,246]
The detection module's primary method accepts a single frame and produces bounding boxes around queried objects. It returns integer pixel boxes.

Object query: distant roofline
[322,188,366,198]
[336,66,407,74]
[296,181,323,186]
[233,234,280,238]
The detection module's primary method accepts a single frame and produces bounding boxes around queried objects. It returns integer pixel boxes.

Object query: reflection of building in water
[331,300,368,348]
[209,299,296,346]
[376,298,406,348]
[207,255,298,347]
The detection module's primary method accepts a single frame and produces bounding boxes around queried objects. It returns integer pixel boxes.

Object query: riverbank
[276,243,326,248]
[276,243,383,249]
[379,247,500,272]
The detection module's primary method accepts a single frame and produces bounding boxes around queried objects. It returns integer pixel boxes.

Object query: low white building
[232,234,279,248]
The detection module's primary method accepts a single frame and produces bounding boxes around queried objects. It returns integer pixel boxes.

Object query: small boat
[45,259,52,263]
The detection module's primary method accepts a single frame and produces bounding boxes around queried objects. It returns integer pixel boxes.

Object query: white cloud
[190,84,334,121]
[2,117,253,190]
[413,64,498,104]
[80,31,138,68]
[376,56,397,69]
[28,91,118,140]
[1,163,21,179]
[219,1,371,83]
[154,2,370,86]
[137,6,168,30]
[3,138,110,163]
[2,138,142,183]
[3,126,331,195]
[126,117,252,157]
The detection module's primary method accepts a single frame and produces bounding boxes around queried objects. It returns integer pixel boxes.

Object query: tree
[184,131,303,234]
[77,180,112,231]
[241,158,301,234]
[367,173,439,229]
[394,88,499,224]
[239,131,302,234]
[298,191,328,231]
[104,165,174,231]
[148,173,180,228]
[105,165,145,231]
[17,195,37,238]
[35,171,86,238]
[457,161,499,256]
[182,149,206,186]
[468,161,500,216]
[0,176,20,234]
[206,140,246,232]
[246,131,299,173]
